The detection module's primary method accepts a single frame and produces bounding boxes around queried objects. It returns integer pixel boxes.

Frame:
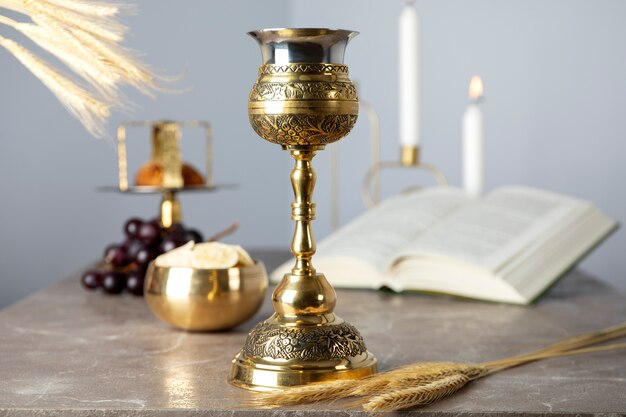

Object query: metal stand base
[229,313,377,391]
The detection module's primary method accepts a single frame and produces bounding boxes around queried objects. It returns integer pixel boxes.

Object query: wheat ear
[4,0,127,42]
[0,15,121,95]
[353,361,487,394]
[0,35,110,137]
[362,373,470,412]
[39,0,127,17]
[68,25,160,95]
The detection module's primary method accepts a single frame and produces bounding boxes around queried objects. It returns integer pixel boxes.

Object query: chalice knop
[229,28,377,390]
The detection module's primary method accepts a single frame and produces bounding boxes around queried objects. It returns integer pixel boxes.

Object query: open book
[272,186,617,304]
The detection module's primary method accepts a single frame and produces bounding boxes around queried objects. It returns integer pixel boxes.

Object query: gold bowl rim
[147,259,266,274]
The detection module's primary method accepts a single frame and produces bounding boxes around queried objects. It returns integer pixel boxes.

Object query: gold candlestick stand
[329,92,448,226]
[361,143,448,209]
[103,120,222,228]
[229,28,377,391]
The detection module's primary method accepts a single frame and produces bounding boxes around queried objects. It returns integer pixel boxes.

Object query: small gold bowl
[144,261,268,331]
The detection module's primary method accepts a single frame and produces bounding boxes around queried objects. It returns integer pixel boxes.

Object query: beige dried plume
[0,0,160,137]
[250,321,626,412]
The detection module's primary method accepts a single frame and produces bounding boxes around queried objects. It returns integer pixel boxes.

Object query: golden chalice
[229,28,377,390]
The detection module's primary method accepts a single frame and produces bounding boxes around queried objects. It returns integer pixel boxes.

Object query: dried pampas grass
[250,321,626,412]
[0,0,160,137]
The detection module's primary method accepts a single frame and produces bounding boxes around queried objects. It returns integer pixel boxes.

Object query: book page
[316,187,469,271]
[396,186,585,272]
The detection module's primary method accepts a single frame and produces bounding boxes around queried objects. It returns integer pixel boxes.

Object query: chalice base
[228,313,377,391]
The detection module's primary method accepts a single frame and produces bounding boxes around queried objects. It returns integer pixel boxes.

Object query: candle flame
[469,76,484,100]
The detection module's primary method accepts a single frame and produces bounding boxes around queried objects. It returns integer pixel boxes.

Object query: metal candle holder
[229,28,377,391]
[113,120,217,228]
[361,144,448,209]
[329,92,448,227]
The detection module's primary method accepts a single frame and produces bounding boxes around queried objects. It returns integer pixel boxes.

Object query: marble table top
[0,249,625,416]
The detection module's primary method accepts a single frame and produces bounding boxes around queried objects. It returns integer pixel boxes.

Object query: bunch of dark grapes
[81,218,204,296]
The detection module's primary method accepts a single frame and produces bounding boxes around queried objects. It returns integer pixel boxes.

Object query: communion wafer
[155,241,254,269]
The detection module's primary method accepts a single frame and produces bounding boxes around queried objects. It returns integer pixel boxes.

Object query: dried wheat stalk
[362,373,470,411]
[0,0,159,137]
[2,0,128,42]
[252,362,488,408]
[0,35,111,136]
[249,322,626,412]
[40,0,126,19]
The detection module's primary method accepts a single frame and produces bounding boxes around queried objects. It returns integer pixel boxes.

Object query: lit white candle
[399,0,419,148]
[463,76,485,198]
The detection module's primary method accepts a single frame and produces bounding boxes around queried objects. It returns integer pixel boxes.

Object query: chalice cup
[229,28,377,390]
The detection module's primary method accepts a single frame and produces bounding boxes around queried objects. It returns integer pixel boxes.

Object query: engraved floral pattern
[249,114,358,146]
[249,81,357,102]
[243,321,367,361]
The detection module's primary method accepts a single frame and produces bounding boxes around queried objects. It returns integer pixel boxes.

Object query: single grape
[185,229,204,243]
[158,237,185,254]
[102,272,126,295]
[81,270,103,290]
[126,272,145,296]
[135,247,155,267]
[124,218,144,238]
[104,245,129,268]
[137,222,160,246]
[125,238,145,260]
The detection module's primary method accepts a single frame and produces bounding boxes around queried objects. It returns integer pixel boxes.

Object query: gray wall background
[0,0,624,308]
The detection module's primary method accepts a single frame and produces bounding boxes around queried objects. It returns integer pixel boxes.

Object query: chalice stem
[290,149,317,277]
